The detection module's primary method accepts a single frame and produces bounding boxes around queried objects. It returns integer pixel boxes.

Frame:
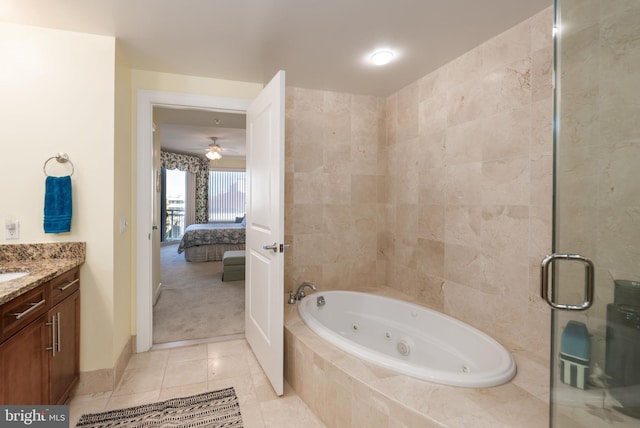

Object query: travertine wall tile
[445,162,483,205]
[481,108,531,161]
[385,7,554,358]
[286,88,385,294]
[531,6,554,52]
[417,204,444,242]
[445,119,483,165]
[531,45,553,102]
[481,19,531,72]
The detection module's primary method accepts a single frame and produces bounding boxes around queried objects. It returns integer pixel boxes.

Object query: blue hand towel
[44,175,72,233]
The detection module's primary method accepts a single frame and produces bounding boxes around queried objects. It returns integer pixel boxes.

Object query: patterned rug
[76,387,243,427]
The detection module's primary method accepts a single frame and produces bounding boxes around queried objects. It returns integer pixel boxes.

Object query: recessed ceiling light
[370,50,394,66]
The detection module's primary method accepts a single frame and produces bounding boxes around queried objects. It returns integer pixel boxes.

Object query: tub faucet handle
[288,290,296,305]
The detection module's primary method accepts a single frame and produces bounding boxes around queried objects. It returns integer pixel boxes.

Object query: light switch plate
[5,220,19,240]
[119,216,128,233]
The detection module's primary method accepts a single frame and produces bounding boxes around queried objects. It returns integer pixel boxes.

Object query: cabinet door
[0,315,47,404]
[48,291,79,405]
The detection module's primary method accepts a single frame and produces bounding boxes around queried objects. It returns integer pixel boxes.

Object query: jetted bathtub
[297,290,516,388]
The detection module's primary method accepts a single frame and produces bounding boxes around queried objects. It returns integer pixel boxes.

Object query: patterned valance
[160,151,203,174]
[161,151,209,224]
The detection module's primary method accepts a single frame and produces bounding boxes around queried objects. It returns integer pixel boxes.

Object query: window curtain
[160,151,209,224]
[185,172,196,227]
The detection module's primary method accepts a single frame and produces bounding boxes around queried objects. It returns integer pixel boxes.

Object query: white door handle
[263,243,278,253]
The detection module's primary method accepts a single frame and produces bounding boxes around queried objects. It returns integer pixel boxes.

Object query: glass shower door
[545,0,640,426]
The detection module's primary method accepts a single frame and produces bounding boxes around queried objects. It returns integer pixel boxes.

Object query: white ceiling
[1,0,551,156]
[154,108,246,158]
[1,0,551,97]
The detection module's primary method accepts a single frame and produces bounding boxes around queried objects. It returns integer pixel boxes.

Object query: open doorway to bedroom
[152,106,247,345]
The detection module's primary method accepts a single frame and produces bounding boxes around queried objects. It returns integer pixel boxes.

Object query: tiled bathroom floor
[69,339,326,427]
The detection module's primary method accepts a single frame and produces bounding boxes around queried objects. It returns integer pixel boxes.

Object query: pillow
[240,216,246,227]
[235,216,244,223]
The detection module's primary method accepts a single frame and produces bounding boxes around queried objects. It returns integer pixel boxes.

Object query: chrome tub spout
[294,281,317,301]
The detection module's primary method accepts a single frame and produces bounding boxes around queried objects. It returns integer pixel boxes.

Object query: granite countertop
[0,242,86,306]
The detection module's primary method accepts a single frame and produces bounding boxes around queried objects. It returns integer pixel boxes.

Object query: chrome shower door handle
[540,253,595,311]
[263,242,278,253]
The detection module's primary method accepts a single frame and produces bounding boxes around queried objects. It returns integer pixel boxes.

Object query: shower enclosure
[543,0,640,426]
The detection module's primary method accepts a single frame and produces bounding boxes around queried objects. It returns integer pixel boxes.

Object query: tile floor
[69,339,326,427]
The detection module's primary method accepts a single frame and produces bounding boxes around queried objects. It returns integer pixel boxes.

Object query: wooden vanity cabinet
[46,268,80,405]
[0,313,48,404]
[0,267,80,405]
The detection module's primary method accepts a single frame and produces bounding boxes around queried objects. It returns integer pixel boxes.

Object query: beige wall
[285,7,554,361]
[0,22,120,371]
[131,70,263,99]
[210,158,246,170]
[113,43,133,363]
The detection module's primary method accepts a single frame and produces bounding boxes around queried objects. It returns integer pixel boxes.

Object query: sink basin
[0,272,29,283]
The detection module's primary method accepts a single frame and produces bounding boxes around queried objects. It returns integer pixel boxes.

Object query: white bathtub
[297,290,516,388]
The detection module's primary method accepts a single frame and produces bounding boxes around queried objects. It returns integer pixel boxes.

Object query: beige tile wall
[383,8,554,361]
[285,7,554,362]
[284,88,387,290]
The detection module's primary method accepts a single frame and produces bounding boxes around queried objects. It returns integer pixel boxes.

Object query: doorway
[135,90,251,353]
[152,107,248,345]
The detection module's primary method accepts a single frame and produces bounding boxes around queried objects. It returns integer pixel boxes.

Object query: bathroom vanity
[0,243,84,405]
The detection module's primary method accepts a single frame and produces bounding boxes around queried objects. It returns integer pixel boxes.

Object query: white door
[245,70,286,396]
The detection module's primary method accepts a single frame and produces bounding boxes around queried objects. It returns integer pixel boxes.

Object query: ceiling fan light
[207,137,223,160]
[206,150,222,160]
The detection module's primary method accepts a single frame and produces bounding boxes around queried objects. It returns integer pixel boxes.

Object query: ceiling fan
[206,137,223,160]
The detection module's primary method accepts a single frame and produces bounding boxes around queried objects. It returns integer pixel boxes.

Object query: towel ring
[43,152,75,177]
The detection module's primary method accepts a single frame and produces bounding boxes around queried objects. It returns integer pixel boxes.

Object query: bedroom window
[208,170,246,222]
[164,168,186,241]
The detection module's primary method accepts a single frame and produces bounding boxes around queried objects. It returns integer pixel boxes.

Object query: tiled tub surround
[0,242,86,304]
[285,287,550,428]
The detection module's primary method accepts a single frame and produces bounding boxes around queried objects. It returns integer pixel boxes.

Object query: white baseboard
[153,282,162,306]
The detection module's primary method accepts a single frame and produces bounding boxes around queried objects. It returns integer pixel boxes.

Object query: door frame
[136,90,251,353]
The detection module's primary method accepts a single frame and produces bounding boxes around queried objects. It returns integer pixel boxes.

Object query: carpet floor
[76,387,243,427]
[153,244,245,344]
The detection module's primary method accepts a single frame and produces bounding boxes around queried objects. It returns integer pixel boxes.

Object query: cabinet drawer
[0,286,47,342]
[48,268,80,306]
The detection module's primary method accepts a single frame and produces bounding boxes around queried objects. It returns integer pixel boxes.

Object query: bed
[177,223,245,262]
